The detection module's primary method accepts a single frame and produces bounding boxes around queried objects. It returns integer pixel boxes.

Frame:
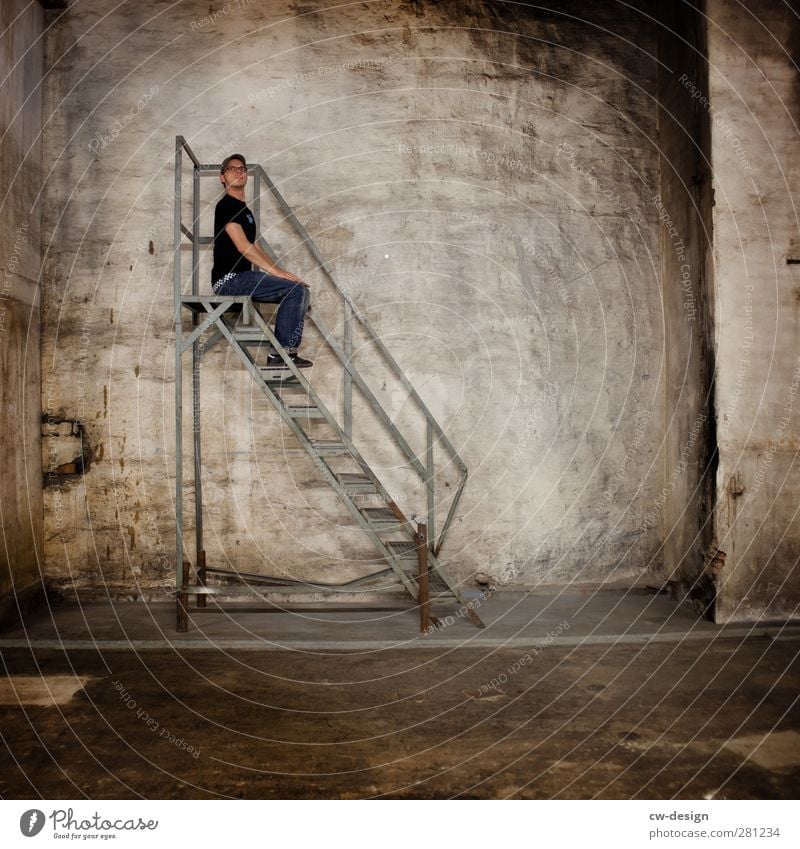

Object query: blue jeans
[215,271,309,350]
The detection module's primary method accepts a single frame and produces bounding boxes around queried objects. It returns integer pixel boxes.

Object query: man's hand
[224,222,309,285]
[275,269,308,286]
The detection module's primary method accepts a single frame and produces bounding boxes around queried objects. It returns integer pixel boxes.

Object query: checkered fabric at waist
[212,272,237,294]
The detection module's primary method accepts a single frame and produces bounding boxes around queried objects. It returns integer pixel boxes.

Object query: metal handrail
[173,136,467,559]
[252,164,467,553]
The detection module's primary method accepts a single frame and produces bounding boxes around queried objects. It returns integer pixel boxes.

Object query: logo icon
[20,810,45,837]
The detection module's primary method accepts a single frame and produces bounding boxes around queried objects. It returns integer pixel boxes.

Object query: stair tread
[287,404,324,416]
[383,542,451,592]
[337,473,375,490]
[386,540,418,556]
[362,507,404,523]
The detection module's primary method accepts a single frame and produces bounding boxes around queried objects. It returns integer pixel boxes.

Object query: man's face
[220,159,247,190]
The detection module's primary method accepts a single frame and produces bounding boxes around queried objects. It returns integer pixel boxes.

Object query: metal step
[287,404,325,420]
[258,364,298,375]
[337,473,376,493]
[384,540,453,597]
[384,539,450,594]
[231,328,268,340]
[258,368,305,390]
[361,507,408,532]
[384,542,451,594]
[310,441,350,456]
[234,335,269,342]
[385,540,419,560]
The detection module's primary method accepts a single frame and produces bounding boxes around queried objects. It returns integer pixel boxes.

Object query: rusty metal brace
[416,522,441,633]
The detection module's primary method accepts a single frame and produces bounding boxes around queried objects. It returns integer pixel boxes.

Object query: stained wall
[39,0,703,597]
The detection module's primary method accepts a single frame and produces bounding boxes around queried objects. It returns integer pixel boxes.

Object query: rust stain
[386,499,407,522]
[707,548,727,580]
[728,473,745,499]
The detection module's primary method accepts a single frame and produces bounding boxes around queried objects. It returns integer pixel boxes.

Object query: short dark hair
[220,153,247,173]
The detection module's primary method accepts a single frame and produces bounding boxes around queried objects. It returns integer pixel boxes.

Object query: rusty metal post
[197,550,206,608]
[176,590,189,632]
[416,522,431,633]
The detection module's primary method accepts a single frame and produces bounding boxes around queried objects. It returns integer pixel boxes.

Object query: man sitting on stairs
[211,153,313,368]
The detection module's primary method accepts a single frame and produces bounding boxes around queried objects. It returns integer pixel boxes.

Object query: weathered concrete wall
[0,0,44,610]
[41,0,675,596]
[708,0,800,622]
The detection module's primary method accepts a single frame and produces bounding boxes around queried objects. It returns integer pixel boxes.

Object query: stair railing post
[426,420,434,547]
[174,137,185,630]
[344,299,352,439]
[191,163,204,599]
[416,522,430,633]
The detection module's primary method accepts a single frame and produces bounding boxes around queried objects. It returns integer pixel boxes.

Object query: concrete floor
[0,590,798,798]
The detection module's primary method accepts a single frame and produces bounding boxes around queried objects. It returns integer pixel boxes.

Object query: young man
[212,153,312,367]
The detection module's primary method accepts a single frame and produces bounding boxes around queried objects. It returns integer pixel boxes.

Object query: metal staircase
[173,137,481,631]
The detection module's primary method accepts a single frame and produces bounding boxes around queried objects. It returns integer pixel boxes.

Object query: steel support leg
[197,549,206,608]
[177,588,189,632]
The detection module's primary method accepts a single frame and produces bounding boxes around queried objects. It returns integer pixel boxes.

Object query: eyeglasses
[224,165,247,174]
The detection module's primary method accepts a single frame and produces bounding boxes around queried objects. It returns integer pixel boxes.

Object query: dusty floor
[1,594,799,798]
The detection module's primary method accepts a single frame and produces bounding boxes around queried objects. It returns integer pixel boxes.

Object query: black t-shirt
[212,193,257,284]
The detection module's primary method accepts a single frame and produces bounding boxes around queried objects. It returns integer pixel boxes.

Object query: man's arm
[225,222,306,284]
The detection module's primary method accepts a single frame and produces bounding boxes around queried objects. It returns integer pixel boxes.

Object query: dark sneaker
[267,353,313,368]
